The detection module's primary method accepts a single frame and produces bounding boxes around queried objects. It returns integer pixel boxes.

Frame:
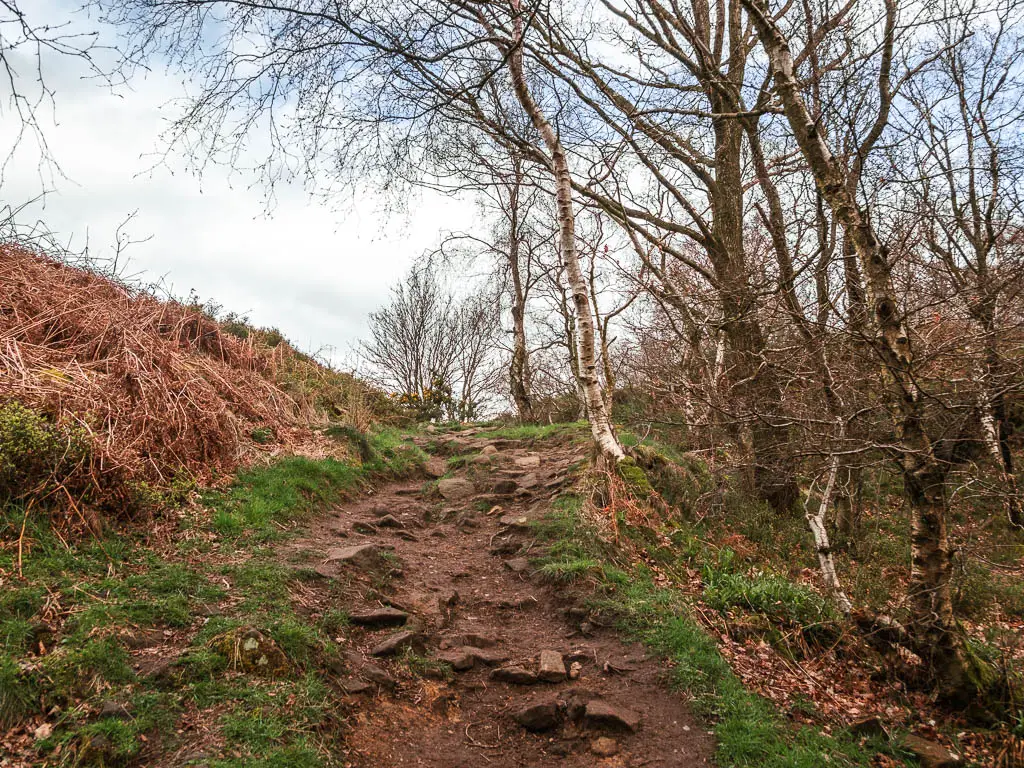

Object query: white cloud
[1,1,477,366]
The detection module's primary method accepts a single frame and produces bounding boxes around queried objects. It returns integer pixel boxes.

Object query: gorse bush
[0,401,93,506]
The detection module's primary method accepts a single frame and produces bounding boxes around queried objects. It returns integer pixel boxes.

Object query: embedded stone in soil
[538,650,567,682]
[582,700,641,732]
[491,665,538,685]
[349,607,409,628]
[515,701,563,732]
[371,630,424,657]
[438,477,476,500]
[325,543,394,568]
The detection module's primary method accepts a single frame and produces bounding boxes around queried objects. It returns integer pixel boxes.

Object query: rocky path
[284,431,714,767]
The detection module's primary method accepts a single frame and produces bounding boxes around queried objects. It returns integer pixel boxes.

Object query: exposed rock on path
[282,431,713,766]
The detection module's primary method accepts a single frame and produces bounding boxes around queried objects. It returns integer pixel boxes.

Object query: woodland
[1,0,1023,766]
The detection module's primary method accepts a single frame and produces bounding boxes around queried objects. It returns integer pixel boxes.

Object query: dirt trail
[285,430,714,767]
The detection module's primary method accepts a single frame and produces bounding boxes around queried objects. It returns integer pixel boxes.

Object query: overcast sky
[2,1,476,368]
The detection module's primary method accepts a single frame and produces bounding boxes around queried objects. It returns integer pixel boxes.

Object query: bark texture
[742,0,980,698]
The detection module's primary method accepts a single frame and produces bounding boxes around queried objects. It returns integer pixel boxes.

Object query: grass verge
[0,427,425,766]
[530,494,903,768]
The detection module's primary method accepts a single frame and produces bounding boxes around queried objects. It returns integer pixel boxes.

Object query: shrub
[0,402,93,506]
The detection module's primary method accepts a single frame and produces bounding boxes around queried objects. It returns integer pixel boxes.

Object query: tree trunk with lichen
[742,0,980,699]
[712,109,796,512]
[507,168,534,422]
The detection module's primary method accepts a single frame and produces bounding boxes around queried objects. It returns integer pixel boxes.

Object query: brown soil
[283,432,715,767]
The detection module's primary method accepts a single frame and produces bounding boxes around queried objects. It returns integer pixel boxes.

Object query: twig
[17,499,34,578]
[465,722,501,749]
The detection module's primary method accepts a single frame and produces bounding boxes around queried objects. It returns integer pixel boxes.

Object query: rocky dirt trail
[283,429,715,767]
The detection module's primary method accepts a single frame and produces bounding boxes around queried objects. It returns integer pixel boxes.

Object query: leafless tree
[741,0,1002,699]
[895,5,1024,528]
[363,268,501,421]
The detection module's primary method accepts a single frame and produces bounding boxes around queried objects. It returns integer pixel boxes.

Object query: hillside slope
[0,247,382,517]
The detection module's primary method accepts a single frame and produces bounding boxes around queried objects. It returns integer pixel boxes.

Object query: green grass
[530,495,896,768]
[703,570,838,627]
[206,456,364,540]
[204,428,425,542]
[480,421,587,441]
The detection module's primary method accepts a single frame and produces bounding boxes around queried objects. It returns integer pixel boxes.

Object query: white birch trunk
[805,440,853,614]
[506,3,623,463]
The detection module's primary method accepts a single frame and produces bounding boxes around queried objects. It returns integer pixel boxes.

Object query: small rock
[517,473,541,490]
[499,514,530,529]
[398,531,419,542]
[32,722,53,741]
[465,647,510,666]
[514,455,541,468]
[591,737,619,757]
[489,536,520,555]
[340,679,374,695]
[538,650,567,682]
[375,514,404,528]
[325,543,394,569]
[352,521,377,534]
[583,700,641,732]
[504,557,531,574]
[371,631,424,657]
[471,453,492,465]
[349,607,409,628]
[438,649,475,671]
[491,665,538,685]
[514,701,562,732]
[491,479,518,496]
[360,664,396,690]
[569,661,583,680]
[95,701,130,720]
[460,632,496,648]
[438,478,476,500]
[481,444,498,456]
[903,734,962,768]
[424,456,447,478]
[849,716,888,739]
[564,688,600,720]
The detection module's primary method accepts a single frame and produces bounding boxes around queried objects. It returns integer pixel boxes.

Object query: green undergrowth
[204,428,425,542]
[478,420,588,442]
[1,425,425,766]
[530,494,900,767]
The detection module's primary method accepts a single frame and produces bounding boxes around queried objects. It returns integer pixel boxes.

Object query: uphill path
[279,427,715,767]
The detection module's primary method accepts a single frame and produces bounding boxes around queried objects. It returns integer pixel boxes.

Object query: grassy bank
[0,429,425,767]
